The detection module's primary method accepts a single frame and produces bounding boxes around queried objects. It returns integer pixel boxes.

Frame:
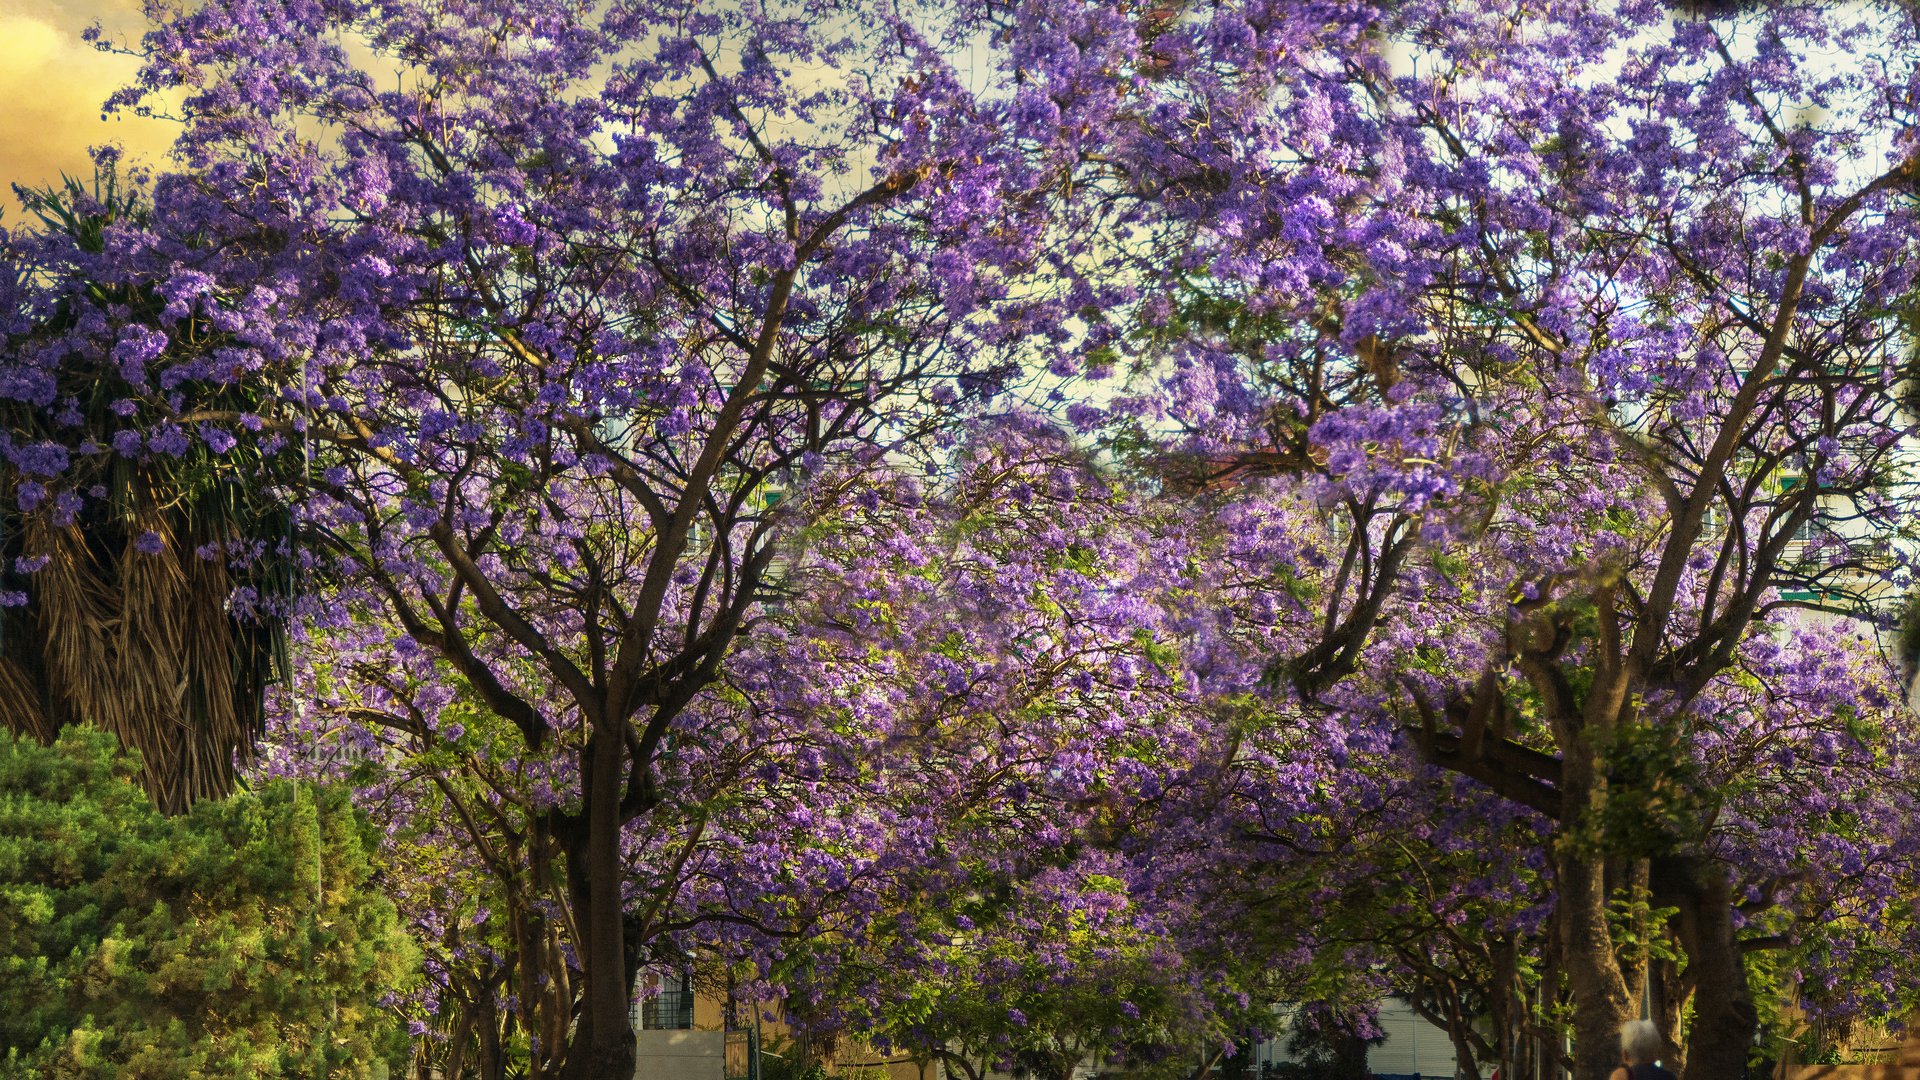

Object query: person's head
[1619,1019,1664,1066]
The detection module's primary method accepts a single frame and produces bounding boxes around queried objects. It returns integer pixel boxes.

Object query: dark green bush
[0,727,417,1078]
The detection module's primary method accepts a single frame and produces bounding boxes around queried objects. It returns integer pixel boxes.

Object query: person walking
[1610,1020,1677,1080]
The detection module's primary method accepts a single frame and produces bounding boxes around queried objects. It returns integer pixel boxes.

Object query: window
[636,969,694,1030]
[1775,473,1825,554]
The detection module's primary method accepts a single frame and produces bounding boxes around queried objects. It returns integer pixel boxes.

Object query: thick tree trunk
[1560,851,1635,1079]
[1536,922,1565,1080]
[1557,756,1635,1080]
[1490,938,1517,1080]
[1672,862,1757,1080]
[1560,842,1631,1073]
[478,987,504,1080]
[443,1003,473,1080]
[1614,858,1651,1020]
[1452,1038,1482,1080]
[564,724,637,1080]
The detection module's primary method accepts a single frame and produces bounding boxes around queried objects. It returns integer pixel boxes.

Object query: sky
[0,0,175,195]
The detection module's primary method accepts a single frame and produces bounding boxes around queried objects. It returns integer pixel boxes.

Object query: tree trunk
[1453,1037,1482,1080]
[1558,844,1634,1077]
[1490,936,1524,1080]
[1672,861,1756,1080]
[1614,858,1651,1021]
[478,985,504,1080]
[1535,921,1564,1080]
[443,1002,474,1080]
[1557,753,1636,1080]
[564,723,637,1080]
[1651,955,1691,1077]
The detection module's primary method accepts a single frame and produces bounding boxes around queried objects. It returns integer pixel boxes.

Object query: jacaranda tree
[1094,1,1920,1076]
[7,1,1920,1078]
[266,416,1248,1078]
[31,1,1146,1074]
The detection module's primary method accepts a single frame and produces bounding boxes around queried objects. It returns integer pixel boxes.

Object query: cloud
[0,2,176,196]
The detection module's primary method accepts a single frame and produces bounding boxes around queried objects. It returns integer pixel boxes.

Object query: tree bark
[1490,938,1516,1080]
[1536,919,1563,1080]
[564,723,637,1080]
[443,1002,473,1080]
[1557,759,1635,1080]
[1560,855,1635,1079]
[1671,860,1757,1080]
[1651,955,1691,1077]
[1451,1029,1482,1080]
[478,985,505,1080]
[1615,858,1651,1021]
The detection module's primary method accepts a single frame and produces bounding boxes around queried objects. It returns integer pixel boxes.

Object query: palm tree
[0,169,298,813]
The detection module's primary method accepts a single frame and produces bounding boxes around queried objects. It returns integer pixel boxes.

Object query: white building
[1251,1000,1486,1079]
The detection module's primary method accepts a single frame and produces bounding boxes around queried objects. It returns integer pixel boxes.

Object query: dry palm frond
[0,658,50,742]
[183,534,247,803]
[27,514,128,735]
[11,479,290,813]
[117,499,194,812]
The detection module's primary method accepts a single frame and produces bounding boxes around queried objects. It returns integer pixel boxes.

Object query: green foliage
[1562,723,1710,860]
[0,728,417,1078]
[836,869,1240,1080]
[1745,947,1806,1071]
[759,1036,833,1080]
[1604,892,1682,970]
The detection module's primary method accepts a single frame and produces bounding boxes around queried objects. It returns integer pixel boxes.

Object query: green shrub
[0,727,417,1078]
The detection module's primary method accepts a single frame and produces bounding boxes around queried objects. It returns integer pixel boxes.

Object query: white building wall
[1367,1001,1474,1077]
[1251,1000,1479,1079]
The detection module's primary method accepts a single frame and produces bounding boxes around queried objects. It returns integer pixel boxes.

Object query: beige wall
[636,1030,727,1080]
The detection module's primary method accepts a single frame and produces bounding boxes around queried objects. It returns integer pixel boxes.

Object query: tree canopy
[1,1,1919,1079]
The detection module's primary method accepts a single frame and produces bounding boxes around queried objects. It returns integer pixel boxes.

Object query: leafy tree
[267,420,1247,1077]
[10,6,1920,1080]
[1268,1005,1379,1080]
[871,869,1223,1080]
[0,727,417,1078]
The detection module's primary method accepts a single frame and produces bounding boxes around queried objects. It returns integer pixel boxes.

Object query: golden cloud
[0,0,176,196]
